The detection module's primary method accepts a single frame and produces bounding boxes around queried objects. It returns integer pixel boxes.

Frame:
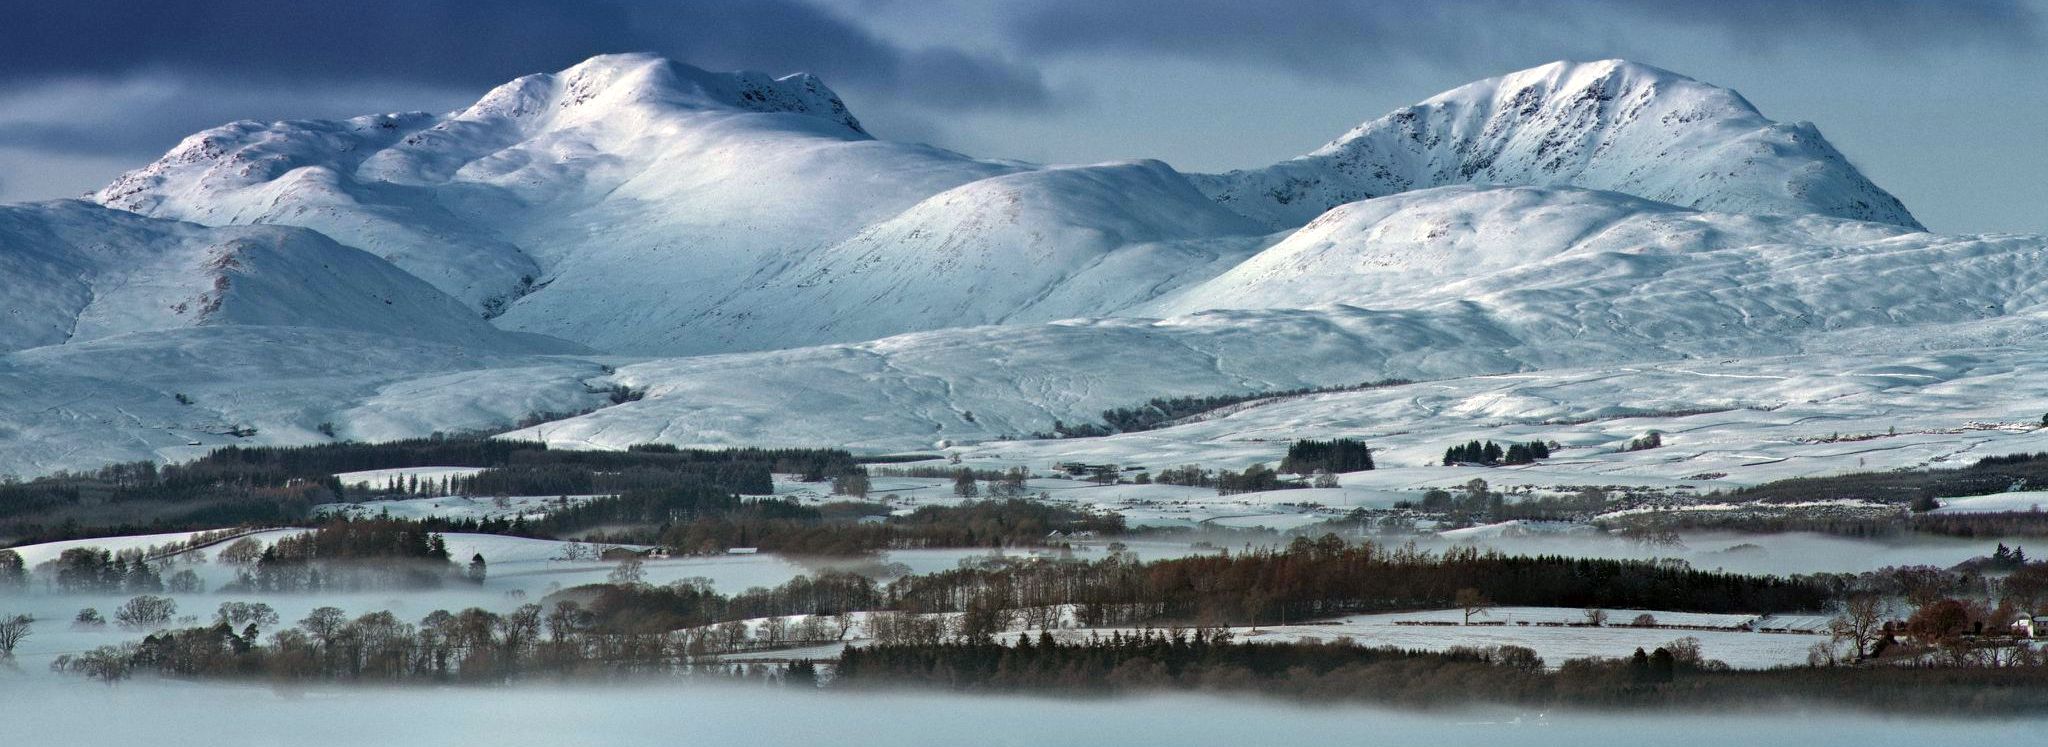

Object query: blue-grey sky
[0,0,2042,234]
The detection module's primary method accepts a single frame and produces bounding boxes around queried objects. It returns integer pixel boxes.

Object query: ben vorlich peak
[1189,60,1922,231]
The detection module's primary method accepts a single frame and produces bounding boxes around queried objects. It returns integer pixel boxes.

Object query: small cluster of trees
[45,547,168,593]
[1413,478,1506,522]
[1280,438,1374,475]
[1214,463,1304,496]
[1443,440,1550,466]
[209,519,457,593]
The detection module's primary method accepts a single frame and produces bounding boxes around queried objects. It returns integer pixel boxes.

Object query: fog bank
[0,679,2037,746]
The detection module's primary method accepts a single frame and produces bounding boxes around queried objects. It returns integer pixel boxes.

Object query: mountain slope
[1191,60,1920,230]
[0,327,609,477]
[0,200,568,354]
[499,186,2047,453]
[95,53,1020,353]
[1145,184,1969,319]
[679,160,1272,350]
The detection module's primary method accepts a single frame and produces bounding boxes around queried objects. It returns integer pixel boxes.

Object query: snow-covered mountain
[0,200,567,354]
[93,56,1922,357]
[1190,60,1921,230]
[95,53,1021,354]
[10,53,2035,486]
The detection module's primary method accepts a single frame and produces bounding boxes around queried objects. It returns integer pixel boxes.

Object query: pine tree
[468,553,488,584]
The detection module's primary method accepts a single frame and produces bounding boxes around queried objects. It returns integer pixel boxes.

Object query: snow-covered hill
[0,326,609,477]
[0,200,567,353]
[681,160,1272,349]
[1190,60,1920,230]
[1146,184,2032,321]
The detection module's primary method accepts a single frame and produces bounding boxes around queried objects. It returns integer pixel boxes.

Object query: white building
[2012,616,2048,638]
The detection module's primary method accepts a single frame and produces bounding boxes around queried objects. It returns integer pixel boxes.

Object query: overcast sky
[1,0,2042,234]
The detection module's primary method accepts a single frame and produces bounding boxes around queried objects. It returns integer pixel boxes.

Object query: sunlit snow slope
[95,54,1022,354]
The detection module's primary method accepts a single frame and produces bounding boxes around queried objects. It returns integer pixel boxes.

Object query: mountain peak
[1195,59,1920,231]
[461,53,865,136]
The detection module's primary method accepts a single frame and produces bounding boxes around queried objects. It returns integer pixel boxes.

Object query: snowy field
[315,494,608,522]
[333,466,490,489]
[1219,607,1823,670]
[770,472,2019,575]
[711,604,1824,671]
[1933,490,2048,514]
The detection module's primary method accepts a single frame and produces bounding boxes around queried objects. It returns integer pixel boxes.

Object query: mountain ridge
[87,55,1924,356]
[1190,60,1921,230]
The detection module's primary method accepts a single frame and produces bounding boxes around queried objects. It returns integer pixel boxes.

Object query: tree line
[0,436,861,545]
[834,631,2048,715]
[1442,440,1551,466]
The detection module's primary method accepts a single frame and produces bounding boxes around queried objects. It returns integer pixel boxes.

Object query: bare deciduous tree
[1456,588,1494,625]
[114,595,177,630]
[608,557,646,586]
[0,614,32,657]
[1829,593,1897,661]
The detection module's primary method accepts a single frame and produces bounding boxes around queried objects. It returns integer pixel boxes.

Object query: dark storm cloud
[0,0,1050,111]
[1004,0,2043,77]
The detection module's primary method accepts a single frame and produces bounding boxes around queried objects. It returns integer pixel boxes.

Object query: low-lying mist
[0,678,2036,746]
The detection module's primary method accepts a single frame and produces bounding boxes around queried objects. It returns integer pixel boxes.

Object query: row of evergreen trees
[1442,440,1551,466]
[1095,379,1413,434]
